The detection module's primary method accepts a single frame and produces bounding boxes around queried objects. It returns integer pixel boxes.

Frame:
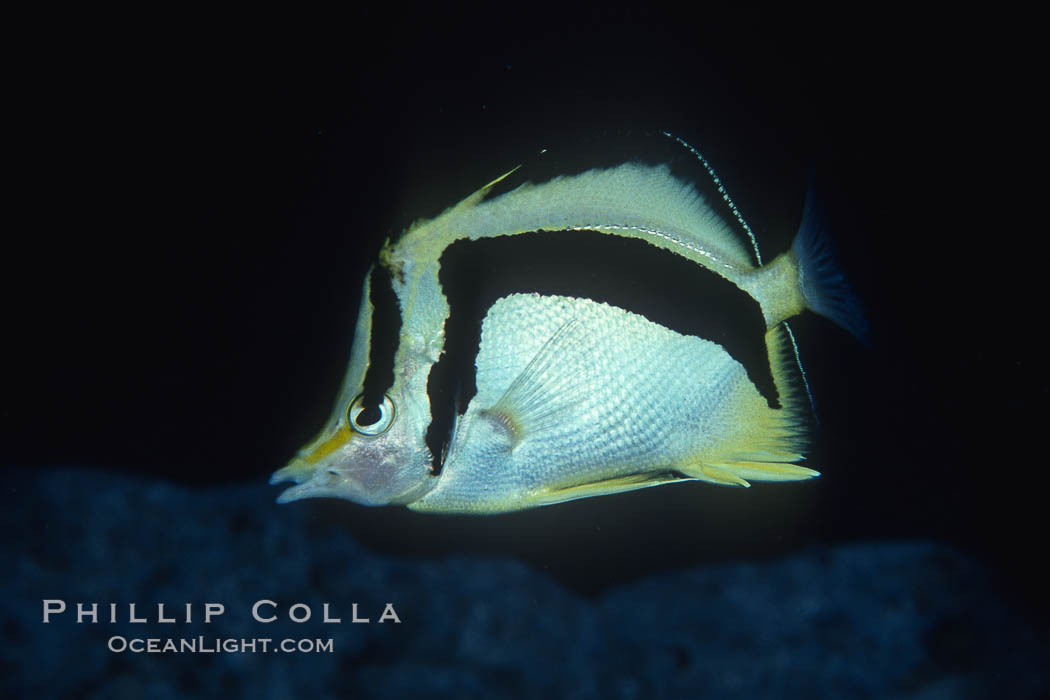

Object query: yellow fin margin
[527,471,684,507]
[681,323,818,487]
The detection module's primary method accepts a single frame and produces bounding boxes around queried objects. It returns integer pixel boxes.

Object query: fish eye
[348,394,395,436]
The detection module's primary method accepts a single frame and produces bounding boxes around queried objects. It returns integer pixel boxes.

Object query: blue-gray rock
[1,467,1045,699]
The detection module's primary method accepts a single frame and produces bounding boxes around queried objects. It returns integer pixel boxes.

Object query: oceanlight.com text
[107,636,334,654]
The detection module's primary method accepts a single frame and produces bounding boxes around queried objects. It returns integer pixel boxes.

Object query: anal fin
[528,471,685,507]
[694,464,752,488]
[688,459,820,487]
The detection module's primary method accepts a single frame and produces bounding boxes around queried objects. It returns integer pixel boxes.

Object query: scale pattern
[415,294,753,512]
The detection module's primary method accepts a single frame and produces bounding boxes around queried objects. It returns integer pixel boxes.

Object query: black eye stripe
[424,229,777,473]
[361,263,401,409]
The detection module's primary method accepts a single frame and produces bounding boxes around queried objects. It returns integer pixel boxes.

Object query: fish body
[271,143,865,513]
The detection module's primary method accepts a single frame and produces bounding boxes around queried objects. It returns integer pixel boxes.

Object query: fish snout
[269,456,314,487]
[270,442,434,506]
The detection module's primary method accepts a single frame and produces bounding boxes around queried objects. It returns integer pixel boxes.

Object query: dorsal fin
[662,130,764,265]
[470,162,758,270]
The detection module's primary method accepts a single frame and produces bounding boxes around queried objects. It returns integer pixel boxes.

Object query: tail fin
[792,184,870,344]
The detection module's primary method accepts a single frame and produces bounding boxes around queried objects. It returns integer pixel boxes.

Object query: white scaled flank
[412,294,760,513]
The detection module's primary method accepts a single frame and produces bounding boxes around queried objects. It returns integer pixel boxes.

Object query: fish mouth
[269,462,388,506]
[269,457,320,503]
[270,424,357,502]
[273,482,316,504]
[269,456,313,485]
[269,455,373,504]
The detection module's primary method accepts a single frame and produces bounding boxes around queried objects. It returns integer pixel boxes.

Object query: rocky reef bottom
[2,467,1045,699]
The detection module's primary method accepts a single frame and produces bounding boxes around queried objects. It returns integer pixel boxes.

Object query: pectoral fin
[484,313,592,446]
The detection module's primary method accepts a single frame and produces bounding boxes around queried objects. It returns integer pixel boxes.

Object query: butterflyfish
[270,134,866,513]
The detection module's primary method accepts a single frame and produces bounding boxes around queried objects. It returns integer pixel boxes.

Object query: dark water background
[4,7,1044,698]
